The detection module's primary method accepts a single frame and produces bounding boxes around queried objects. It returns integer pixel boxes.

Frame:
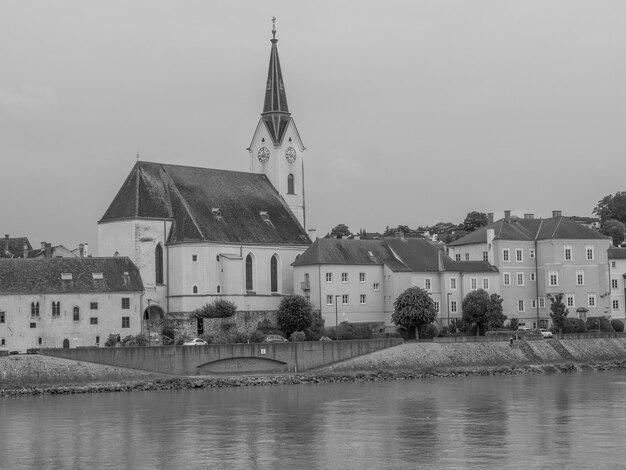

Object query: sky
[1,1,625,253]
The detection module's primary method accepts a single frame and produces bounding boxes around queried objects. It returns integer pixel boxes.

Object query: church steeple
[262,17,291,146]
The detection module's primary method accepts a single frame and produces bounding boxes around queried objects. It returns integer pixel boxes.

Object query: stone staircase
[549,341,577,362]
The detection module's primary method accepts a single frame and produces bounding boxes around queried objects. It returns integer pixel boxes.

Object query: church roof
[100,161,310,245]
[0,257,143,294]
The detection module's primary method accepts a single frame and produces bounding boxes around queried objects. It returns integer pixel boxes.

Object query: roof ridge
[550,216,563,238]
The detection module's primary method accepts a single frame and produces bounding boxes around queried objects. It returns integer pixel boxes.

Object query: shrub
[250,330,266,343]
[303,311,325,341]
[396,327,414,340]
[586,316,615,332]
[220,322,236,333]
[611,319,625,332]
[120,334,148,346]
[562,318,587,334]
[508,318,519,331]
[290,331,306,342]
[104,334,120,347]
[193,299,237,319]
[418,323,439,339]
[277,295,313,337]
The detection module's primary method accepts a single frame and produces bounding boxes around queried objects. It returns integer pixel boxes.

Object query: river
[1,370,626,469]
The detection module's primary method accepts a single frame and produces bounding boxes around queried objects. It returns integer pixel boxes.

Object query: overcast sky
[1,1,625,253]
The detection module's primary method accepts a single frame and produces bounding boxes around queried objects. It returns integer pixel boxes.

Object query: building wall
[609,257,626,320]
[0,292,142,352]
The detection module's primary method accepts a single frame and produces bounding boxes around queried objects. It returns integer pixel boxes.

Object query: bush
[611,319,625,332]
[290,331,306,342]
[508,318,519,331]
[396,327,414,340]
[249,330,266,343]
[586,316,615,332]
[277,295,313,337]
[120,334,148,346]
[304,311,325,341]
[104,334,120,347]
[193,299,237,319]
[562,318,587,334]
[418,323,439,339]
[220,322,236,333]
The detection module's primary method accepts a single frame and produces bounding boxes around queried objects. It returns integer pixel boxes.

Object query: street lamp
[335,295,341,339]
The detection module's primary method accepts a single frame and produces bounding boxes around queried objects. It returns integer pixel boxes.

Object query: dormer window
[260,211,271,224]
[212,208,223,221]
[92,273,103,279]
[61,273,72,280]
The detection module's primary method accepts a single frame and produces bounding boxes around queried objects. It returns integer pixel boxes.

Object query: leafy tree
[593,192,626,225]
[382,225,412,237]
[193,299,237,319]
[326,223,352,239]
[548,293,569,334]
[462,289,506,336]
[600,218,625,246]
[277,295,313,337]
[462,211,489,232]
[391,286,437,339]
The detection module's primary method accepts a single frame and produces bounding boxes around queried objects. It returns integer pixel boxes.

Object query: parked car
[540,329,553,339]
[264,334,288,343]
[183,338,208,346]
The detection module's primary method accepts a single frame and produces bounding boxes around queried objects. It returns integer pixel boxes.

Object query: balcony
[300,281,310,291]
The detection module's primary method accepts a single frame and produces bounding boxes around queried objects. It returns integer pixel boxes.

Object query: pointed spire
[262,17,291,145]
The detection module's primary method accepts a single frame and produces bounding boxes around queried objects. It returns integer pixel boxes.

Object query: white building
[608,247,626,321]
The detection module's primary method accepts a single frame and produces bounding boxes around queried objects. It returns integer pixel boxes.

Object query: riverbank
[4,341,626,397]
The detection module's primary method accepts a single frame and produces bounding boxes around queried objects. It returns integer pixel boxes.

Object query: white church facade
[98,24,311,320]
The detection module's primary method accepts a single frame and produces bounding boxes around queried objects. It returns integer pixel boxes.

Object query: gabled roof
[455,261,499,273]
[385,238,459,272]
[449,215,607,246]
[99,161,310,246]
[0,237,32,258]
[0,257,143,294]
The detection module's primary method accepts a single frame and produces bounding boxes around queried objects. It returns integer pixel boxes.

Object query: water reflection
[2,371,626,469]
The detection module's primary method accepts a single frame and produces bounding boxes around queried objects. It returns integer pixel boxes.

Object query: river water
[1,370,626,469]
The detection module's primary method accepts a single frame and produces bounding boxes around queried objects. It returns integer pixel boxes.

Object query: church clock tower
[249,18,306,229]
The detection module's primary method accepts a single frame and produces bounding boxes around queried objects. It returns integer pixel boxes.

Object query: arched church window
[73,306,80,321]
[193,285,198,294]
[246,254,254,291]
[287,174,295,194]
[155,244,163,284]
[271,255,278,293]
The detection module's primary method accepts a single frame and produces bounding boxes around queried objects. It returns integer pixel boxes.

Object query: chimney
[487,213,494,225]
[83,243,89,257]
[79,244,84,258]
[524,213,535,219]
[552,210,562,218]
[45,243,52,259]
[41,242,46,251]
[504,210,511,223]
[307,228,317,241]
[23,243,28,259]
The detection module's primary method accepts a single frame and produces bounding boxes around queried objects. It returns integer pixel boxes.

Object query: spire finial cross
[271,16,276,39]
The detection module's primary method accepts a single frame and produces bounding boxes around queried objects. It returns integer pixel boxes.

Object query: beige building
[608,247,626,321]
[0,257,143,352]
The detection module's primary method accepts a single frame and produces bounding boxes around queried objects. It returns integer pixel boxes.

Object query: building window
[31,302,39,317]
[122,298,130,309]
[483,251,488,262]
[611,260,616,268]
[612,279,619,289]
[359,273,366,283]
[326,295,333,306]
[502,249,510,262]
[326,273,333,283]
[455,254,461,261]
[90,302,98,310]
[518,300,525,312]
[192,254,198,262]
[217,285,221,293]
[341,273,348,283]
[90,317,98,325]
[587,294,596,307]
[425,278,431,290]
[529,249,535,259]
[30,323,36,329]
[451,301,457,313]
[465,253,470,261]
[245,254,254,291]
[564,246,572,261]
[434,301,440,313]
[530,272,536,282]
[122,317,130,328]
[0,339,4,345]
[539,297,546,308]
[52,301,60,316]
[270,255,279,293]
[549,271,559,287]
[450,278,457,290]
[586,245,594,261]
[155,244,164,284]
[566,294,575,308]
[287,173,295,194]
[531,299,537,309]
[192,285,198,294]
[516,273,524,286]
[73,306,80,321]
[576,271,584,286]
[360,294,366,305]
[373,282,380,292]
[613,300,619,310]
[342,295,349,305]
[483,278,489,290]
[471,278,477,290]
[516,249,523,262]
[0,312,4,323]
[503,273,511,286]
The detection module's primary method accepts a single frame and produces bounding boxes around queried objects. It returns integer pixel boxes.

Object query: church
[98,23,311,322]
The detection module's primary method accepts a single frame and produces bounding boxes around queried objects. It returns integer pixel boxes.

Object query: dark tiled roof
[449,216,607,246]
[386,238,459,272]
[0,237,32,258]
[454,261,499,273]
[0,257,144,294]
[608,248,626,259]
[100,161,310,246]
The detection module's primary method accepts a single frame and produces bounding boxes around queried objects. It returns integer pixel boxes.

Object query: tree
[462,211,489,232]
[461,289,506,336]
[326,223,351,239]
[277,295,313,337]
[382,225,412,237]
[600,218,625,246]
[193,299,237,319]
[391,286,437,339]
[593,192,626,225]
[548,293,569,334]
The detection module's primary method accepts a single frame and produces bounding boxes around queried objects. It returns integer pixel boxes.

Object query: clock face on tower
[257,147,270,163]
[285,147,297,164]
